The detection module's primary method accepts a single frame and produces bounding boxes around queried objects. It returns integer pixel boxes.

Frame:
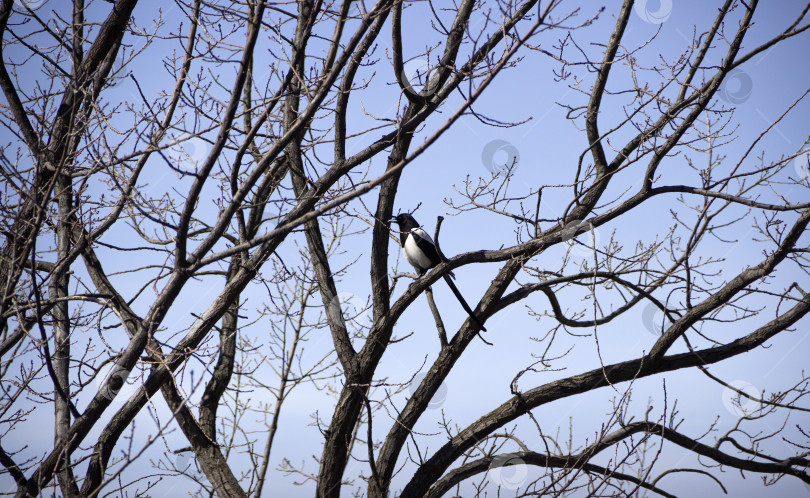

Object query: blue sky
[1,0,809,496]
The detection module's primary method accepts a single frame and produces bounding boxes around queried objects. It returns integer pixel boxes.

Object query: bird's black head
[391,213,419,231]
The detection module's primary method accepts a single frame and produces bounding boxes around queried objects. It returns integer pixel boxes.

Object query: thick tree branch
[399,289,810,497]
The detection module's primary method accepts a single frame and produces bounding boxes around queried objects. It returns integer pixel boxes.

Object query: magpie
[391,213,486,331]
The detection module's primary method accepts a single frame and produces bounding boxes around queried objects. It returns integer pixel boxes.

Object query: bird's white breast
[404,230,433,273]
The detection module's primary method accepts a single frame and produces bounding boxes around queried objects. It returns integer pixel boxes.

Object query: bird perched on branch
[391,213,486,331]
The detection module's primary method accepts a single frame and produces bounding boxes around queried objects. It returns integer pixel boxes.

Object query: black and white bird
[391,213,486,331]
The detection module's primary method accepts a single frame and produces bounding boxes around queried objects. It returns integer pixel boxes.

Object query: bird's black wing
[411,228,442,267]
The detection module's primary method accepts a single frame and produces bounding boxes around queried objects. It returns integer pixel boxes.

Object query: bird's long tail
[442,274,487,332]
